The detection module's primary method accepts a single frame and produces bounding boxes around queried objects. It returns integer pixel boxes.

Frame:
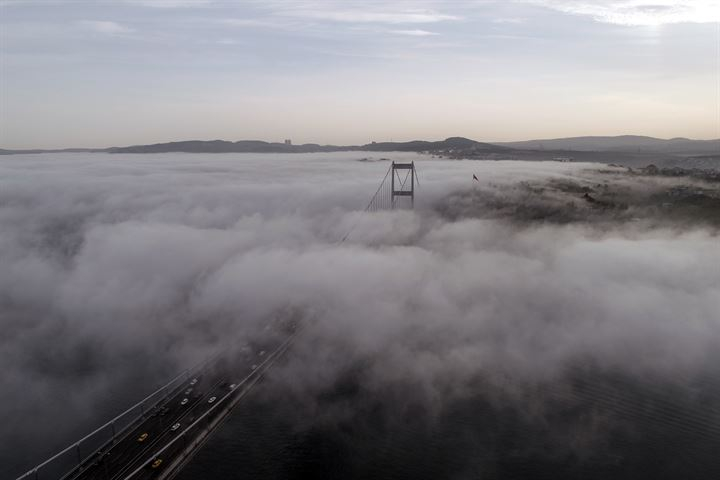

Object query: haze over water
[2,152,720,478]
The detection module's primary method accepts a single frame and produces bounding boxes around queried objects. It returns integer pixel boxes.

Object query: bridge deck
[62,333,294,480]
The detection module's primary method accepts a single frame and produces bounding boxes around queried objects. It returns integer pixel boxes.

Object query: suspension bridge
[365,161,418,212]
[15,161,420,480]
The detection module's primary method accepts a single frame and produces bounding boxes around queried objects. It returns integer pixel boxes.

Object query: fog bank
[1,153,719,478]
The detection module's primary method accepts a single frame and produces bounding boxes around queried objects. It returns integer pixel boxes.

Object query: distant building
[284,139,292,145]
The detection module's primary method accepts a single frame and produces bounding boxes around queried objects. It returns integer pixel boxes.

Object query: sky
[0,0,719,149]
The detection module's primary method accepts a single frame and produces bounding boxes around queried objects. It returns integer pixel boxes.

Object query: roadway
[68,333,290,480]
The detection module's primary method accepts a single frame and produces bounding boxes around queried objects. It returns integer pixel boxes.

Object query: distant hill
[361,137,509,153]
[1,137,509,155]
[105,137,507,154]
[493,136,720,156]
[2,136,716,160]
[105,140,348,154]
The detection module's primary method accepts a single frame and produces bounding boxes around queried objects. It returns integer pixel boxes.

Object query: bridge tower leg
[390,161,416,209]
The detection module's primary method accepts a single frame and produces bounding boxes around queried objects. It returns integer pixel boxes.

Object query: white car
[171,423,181,432]
[208,396,217,404]
[251,364,257,370]
[184,388,193,395]
[259,350,266,356]
[180,398,189,406]
[189,378,198,386]
[229,384,237,390]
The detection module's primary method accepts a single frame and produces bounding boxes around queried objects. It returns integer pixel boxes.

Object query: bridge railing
[120,334,295,480]
[16,351,223,480]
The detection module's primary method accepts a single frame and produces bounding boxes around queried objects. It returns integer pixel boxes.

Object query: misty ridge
[2,152,720,478]
[2,135,719,162]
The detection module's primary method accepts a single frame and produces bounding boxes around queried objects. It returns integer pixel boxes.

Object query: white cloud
[492,17,527,24]
[297,10,457,23]
[522,0,720,26]
[123,0,212,7]
[80,20,133,35]
[390,29,440,36]
[222,18,294,29]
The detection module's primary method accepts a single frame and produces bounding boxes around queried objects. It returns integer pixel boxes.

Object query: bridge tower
[390,161,416,209]
[363,161,419,213]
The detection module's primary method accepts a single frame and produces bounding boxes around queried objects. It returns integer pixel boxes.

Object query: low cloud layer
[1,152,719,477]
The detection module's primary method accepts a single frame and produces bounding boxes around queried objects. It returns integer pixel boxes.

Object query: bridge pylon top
[390,161,417,209]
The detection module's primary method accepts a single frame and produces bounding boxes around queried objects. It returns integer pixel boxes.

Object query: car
[184,388,193,395]
[171,423,181,432]
[137,433,148,442]
[259,350,266,356]
[251,364,257,370]
[208,396,217,404]
[189,378,198,386]
[229,384,237,390]
[159,407,170,416]
[151,458,163,469]
[180,397,189,406]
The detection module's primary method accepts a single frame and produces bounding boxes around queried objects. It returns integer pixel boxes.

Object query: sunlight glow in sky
[1,0,718,148]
